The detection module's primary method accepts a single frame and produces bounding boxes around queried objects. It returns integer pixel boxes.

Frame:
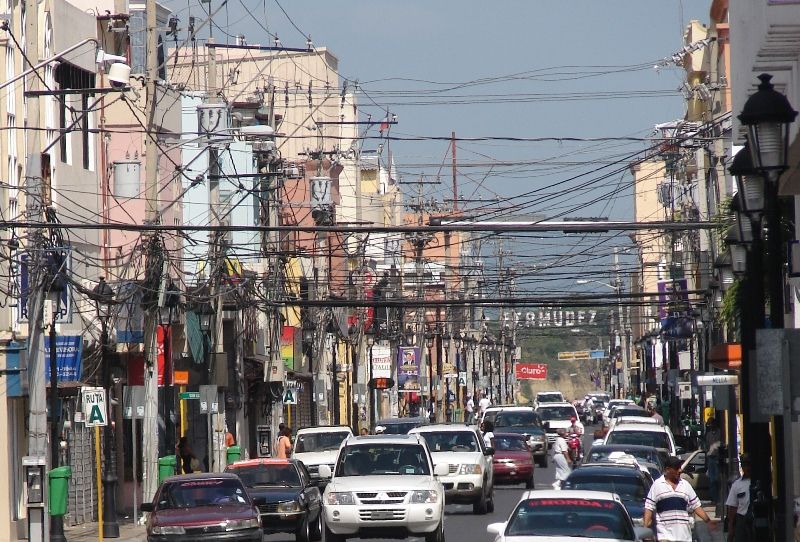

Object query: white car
[486,490,654,542]
[319,434,448,542]
[603,421,677,455]
[533,391,564,409]
[535,402,579,446]
[292,426,353,486]
[409,424,495,514]
[602,399,635,425]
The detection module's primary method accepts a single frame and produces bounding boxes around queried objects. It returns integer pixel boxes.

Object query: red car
[141,473,262,542]
[491,432,535,488]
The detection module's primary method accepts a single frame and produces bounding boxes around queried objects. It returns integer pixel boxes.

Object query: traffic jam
[139,389,721,542]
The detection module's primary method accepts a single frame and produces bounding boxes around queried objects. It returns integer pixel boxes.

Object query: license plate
[371,511,393,520]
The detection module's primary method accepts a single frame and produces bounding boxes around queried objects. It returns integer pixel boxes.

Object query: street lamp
[365,332,376,432]
[92,277,118,537]
[469,337,479,399]
[425,331,435,415]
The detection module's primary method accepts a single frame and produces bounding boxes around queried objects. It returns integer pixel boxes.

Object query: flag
[379,115,389,133]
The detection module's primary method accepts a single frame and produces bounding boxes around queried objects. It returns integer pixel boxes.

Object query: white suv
[603,421,677,455]
[319,434,448,542]
[409,424,495,514]
[292,425,353,486]
[535,402,579,446]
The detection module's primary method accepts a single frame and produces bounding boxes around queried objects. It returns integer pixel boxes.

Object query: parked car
[680,449,711,501]
[563,463,652,525]
[374,417,428,434]
[410,424,495,513]
[486,490,654,541]
[141,473,262,542]
[291,425,353,486]
[491,433,535,488]
[225,458,322,542]
[491,407,547,467]
[319,434,448,542]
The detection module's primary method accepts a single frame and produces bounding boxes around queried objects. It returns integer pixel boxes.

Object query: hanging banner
[281,326,295,371]
[44,335,83,383]
[157,324,171,386]
[658,278,689,319]
[397,346,420,393]
[116,282,144,343]
[371,344,392,379]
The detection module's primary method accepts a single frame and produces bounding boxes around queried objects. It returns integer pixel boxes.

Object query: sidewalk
[694,502,725,542]
[64,519,146,542]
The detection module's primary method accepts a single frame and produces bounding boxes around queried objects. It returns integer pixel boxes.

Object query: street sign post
[696,374,738,386]
[179,391,200,400]
[81,387,107,427]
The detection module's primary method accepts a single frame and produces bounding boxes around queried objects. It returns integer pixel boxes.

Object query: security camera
[107,62,131,88]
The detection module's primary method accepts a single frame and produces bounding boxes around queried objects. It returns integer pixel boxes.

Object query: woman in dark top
[176,436,197,474]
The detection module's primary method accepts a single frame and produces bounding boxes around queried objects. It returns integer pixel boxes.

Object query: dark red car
[491,432,535,488]
[141,473,262,542]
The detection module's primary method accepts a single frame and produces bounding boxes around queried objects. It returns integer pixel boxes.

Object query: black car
[225,459,322,542]
[563,463,652,524]
[375,417,428,434]
[492,409,547,467]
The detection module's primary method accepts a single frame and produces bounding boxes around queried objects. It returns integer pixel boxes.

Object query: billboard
[397,346,420,393]
[515,363,548,380]
[371,344,392,379]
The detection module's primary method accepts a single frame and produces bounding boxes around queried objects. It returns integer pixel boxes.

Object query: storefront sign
[44,335,83,383]
[524,309,596,328]
[515,363,548,380]
[371,344,392,379]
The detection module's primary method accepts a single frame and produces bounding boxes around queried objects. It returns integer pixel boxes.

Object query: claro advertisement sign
[515,363,548,380]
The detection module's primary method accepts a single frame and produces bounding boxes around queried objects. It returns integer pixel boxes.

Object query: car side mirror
[433,463,450,477]
[634,525,655,541]
[252,496,267,506]
[486,522,506,536]
[676,446,685,455]
[484,447,495,456]
[140,502,154,513]
[682,463,695,474]
[317,464,332,479]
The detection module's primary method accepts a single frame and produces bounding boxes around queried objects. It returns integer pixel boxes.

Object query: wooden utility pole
[451,131,457,212]
[142,0,160,503]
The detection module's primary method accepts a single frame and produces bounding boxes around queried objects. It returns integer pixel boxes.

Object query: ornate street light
[729,144,765,219]
[92,277,119,537]
[738,74,797,175]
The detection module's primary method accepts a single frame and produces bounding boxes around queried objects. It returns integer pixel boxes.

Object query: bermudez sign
[515,363,548,380]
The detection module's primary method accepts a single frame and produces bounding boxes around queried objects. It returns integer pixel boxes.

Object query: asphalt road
[263,427,598,542]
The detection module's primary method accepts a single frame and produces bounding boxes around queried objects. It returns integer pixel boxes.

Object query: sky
[162,0,712,300]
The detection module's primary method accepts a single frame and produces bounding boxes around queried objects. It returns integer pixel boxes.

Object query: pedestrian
[274,422,285,455]
[465,394,475,424]
[725,454,753,542]
[644,456,716,542]
[225,426,236,448]
[275,426,292,458]
[705,418,721,502]
[478,391,491,417]
[647,403,665,424]
[428,397,436,423]
[176,436,199,474]
[481,420,495,448]
[552,428,571,489]
[360,427,369,436]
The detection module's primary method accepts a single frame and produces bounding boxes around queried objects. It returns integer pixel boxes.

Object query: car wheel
[296,516,311,542]
[486,488,495,513]
[525,473,535,489]
[310,511,322,541]
[424,520,444,542]
[324,523,345,542]
[473,486,488,515]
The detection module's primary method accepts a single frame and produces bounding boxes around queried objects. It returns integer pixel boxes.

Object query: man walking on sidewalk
[725,454,752,542]
[644,456,716,541]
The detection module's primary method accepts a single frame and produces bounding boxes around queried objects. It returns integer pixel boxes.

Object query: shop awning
[708,342,741,371]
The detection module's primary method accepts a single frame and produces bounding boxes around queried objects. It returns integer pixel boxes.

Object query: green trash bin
[48,466,72,517]
[226,445,242,465]
[158,455,177,484]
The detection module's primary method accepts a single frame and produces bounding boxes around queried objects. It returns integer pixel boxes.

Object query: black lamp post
[93,277,119,538]
[425,331,435,417]
[737,73,798,541]
[469,338,478,400]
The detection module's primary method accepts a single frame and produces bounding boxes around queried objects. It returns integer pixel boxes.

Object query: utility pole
[23,0,49,538]
[142,0,161,502]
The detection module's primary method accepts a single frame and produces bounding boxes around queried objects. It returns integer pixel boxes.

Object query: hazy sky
[163,0,712,294]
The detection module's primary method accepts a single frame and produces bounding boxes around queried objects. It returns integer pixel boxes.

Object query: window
[335,444,430,477]
[81,94,89,169]
[418,431,479,453]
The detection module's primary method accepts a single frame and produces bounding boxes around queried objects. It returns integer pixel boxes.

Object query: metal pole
[101,319,119,537]
[50,310,65,542]
[369,344,374,432]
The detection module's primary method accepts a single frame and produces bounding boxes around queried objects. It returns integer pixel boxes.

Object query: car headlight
[151,526,186,535]
[224,518,260,531]
[325,492,356,505]
[410,490,439,504]
[277,501,302,513]
[459,464,482,475]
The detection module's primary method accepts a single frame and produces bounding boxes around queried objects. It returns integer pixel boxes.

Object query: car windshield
[335,444,430,476]
[505,498,635,540]
[495,410,540,427]
[482,411,499,424]
[611,408,646,418]
[493,435,528,451]
[565,475,648,502]
[228,464,300,487]
[379,421,422,434]
[156,479,249,509]
[590,394,610,402]
[537,406,576,420]
[537,393,563,403]
[607,430,670,450]
[419,431,479,453]
[295,431,350,453]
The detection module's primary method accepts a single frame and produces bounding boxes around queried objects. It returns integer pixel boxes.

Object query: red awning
[708,342,741,371]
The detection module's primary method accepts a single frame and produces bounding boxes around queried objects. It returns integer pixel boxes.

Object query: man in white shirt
[726,455,752,542]
[551,428,571,489]
[464,395,475,424]
[478,392,491,416]
[644,456,715,541]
